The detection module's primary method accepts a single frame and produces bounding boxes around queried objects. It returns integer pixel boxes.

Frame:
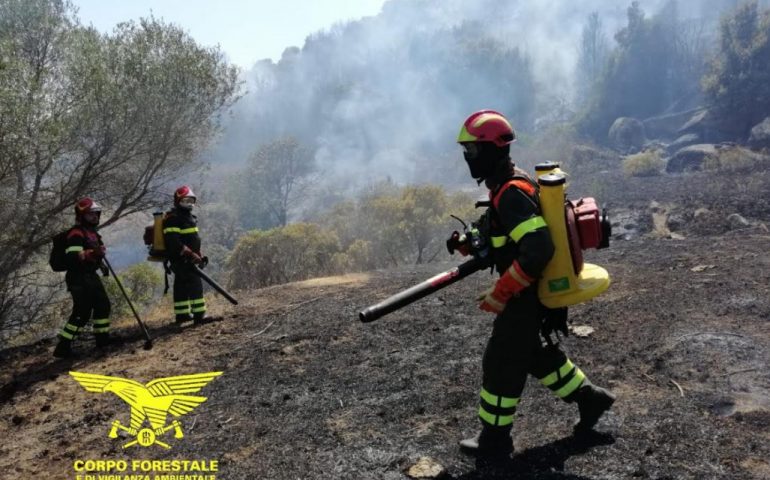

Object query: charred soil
[1,166,769,480]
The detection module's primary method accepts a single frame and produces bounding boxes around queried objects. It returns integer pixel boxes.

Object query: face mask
[82,212,101,226]
[463,143,495,180]
[178,198,195,210]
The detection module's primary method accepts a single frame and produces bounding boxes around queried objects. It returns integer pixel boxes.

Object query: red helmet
[457,110,516,147]
[74,197,102,216]
[173,185,197,205]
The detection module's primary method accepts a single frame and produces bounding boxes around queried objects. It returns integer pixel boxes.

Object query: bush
[623,150,664,177]
[227,223,341,290]
[704,146,768,171]
[103,263,164,318]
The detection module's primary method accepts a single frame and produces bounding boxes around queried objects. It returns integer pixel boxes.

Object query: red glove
[447,231,471,256]
[80,246,106,263]
[181,246,203,265]
[478,261,535,314]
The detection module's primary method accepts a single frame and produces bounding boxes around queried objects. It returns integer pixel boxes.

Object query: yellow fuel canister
[535,161,561,177]
[147,211,166,262]
[537,172,610,308]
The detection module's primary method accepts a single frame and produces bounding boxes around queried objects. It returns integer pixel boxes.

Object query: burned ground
[1,166,769,479]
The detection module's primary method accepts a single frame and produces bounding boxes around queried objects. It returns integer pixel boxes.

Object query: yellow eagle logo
[70,371,222,449]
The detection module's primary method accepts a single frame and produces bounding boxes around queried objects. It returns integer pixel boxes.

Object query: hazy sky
[73,0,388,68]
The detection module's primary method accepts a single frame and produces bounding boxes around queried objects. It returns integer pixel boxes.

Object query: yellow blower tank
[147,211,166,262]
[535,161,561,177]
[537,172,610,308]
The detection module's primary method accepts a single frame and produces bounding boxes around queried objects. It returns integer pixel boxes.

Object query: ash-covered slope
[1,169,770,479]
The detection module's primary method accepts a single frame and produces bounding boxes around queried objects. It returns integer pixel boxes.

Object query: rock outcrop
[609,117,646,153]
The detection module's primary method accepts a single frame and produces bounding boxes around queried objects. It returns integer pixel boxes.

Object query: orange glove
[478,261,535,314]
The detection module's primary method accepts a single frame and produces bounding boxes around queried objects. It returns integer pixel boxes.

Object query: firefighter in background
[455,111,615,457]
[163,186,212,324]
[53,198,112,358]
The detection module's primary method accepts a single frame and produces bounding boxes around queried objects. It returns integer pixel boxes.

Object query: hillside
[1,166,769,479]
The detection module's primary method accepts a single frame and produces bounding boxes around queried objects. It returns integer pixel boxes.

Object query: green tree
[321,183,476,268]
[576,12,609,105]
[0,0,239,332]
[231,136,314,229]
[702,1,770,136]
[577,1,703,141]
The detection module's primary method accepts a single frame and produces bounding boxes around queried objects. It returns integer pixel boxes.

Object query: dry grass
[623,150,664,177]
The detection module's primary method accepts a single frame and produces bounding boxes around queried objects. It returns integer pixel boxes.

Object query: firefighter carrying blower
[158,186,213,325]
[454,111,615,458]
[52,198,113,358]
[144,186,238,318]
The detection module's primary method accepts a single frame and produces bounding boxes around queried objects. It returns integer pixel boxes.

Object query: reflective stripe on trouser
[191,297,206,313]
[62,272,111,341]
[59,322,80,340]
[538,359,587,398]
[92,318,110,334]
[174,300,191,314]
[478,387,519,427]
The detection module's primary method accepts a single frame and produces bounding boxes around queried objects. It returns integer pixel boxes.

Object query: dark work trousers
[171,262,206,320]
[477,287,588,430]
[59,272,111,341]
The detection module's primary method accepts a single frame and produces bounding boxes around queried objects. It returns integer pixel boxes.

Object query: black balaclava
[464,142,511,184]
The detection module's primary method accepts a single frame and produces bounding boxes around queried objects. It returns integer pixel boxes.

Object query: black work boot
[459,424,513,458]
[53,339,76,359]
[573,383,615,434]
[175,314,193,324]
[193,313,215,325]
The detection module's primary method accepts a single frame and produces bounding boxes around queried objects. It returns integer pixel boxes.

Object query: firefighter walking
[455,111,615,457]
[163,186,212,324]
[53,198,113,358]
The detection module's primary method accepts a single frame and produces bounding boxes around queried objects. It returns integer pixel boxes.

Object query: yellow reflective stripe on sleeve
[92,318,110,325]
[490,236,507,248]
[540,360,575,387]
[478,406,514,426]
[164,227,199,234]
[65,246,84,253]
[190,298,205,305]
[191,306,206,313]
[509,216,547,243]
[59,330,75,339]
[480,388,519,408]
[555,369,586,398]
[93,327,110,333]
[174,300,191,307]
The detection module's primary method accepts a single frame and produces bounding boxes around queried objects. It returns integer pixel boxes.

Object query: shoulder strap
[491,174,539,212]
